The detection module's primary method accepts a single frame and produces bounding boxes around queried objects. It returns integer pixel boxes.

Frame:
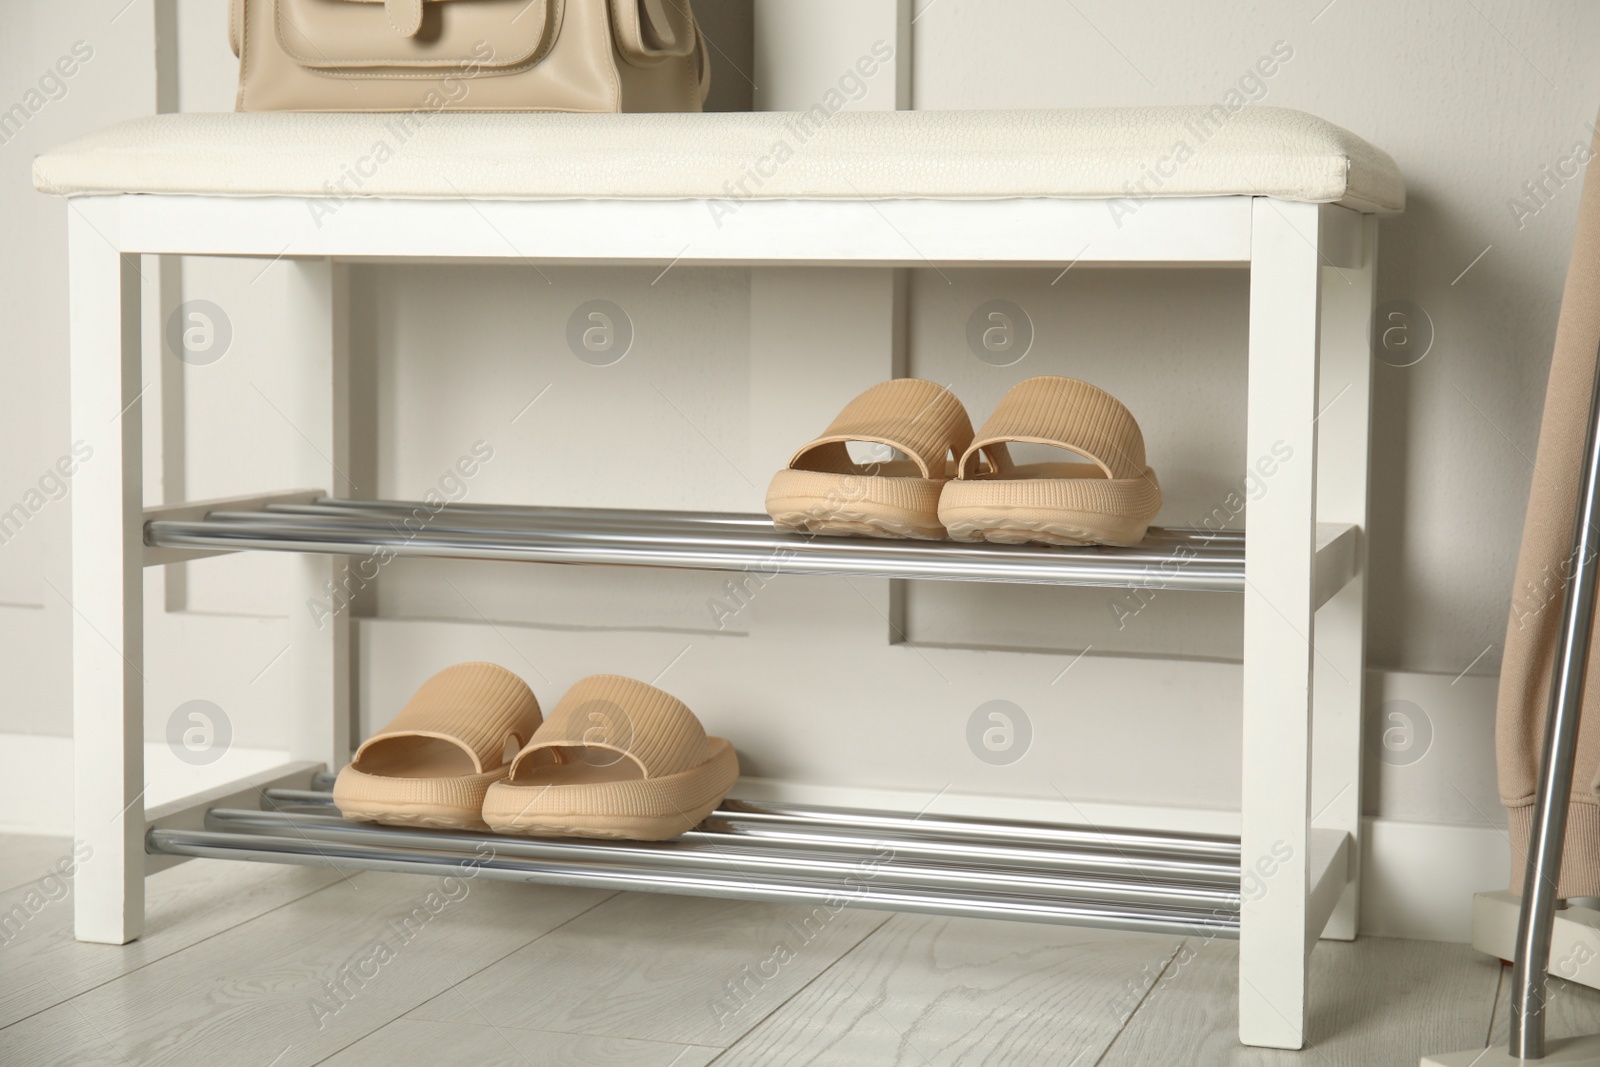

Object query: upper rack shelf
[143,497,1360,597]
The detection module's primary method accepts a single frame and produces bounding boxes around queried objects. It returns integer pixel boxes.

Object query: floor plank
[1101,935,1502,1066]
[1488,964,1600,1046]
[0,1000,140,1067]
[320,1016,721,1066]
[0,835,74,894]
[0,856,342,1028]
[8,871,612,1066]
[408,892,891,1048]
[711,912,1185,1067]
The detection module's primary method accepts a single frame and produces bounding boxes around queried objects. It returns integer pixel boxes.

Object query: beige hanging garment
[1497,119,1600,896]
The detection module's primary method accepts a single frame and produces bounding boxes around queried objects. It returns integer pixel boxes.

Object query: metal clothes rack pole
[1510,338,1600,1059]
[1425,354,1600,1067]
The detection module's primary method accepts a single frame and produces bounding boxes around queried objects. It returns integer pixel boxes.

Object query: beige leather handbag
[230,0,709,113]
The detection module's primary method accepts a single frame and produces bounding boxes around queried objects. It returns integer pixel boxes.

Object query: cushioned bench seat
[33,106,1403,211]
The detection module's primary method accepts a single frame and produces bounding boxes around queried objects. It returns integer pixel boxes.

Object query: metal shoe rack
[150,779,1242,938]
[141,498,1289,938]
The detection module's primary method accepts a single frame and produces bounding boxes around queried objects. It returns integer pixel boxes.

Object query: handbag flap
[610,0,696,63]
[275,0,558,70]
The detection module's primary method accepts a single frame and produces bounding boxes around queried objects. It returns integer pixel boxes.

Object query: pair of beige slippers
[766,375,1162,547]
[333,664,738,841]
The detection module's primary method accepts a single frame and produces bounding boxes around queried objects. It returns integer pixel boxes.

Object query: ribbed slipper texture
[963,375,1148,478]
[941,376,1161,546]
[511,674,708,779]
[487,676,739,839]
[792,378,972,478]
[355,661,541,772]
[336,662,543,827]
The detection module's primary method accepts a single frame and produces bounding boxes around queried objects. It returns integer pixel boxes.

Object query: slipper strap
[353,662,540,774]
[509,674,709,780]
[959,376,1148,480]
[789,378,973,480]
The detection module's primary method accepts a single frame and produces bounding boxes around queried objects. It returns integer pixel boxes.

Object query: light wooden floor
[1,834,1590,1066]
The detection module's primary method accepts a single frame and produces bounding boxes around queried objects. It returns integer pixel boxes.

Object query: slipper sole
[939,504,1152,547]
[481,737,740,841]
[766,468,946,540]
[938,470,1160,547]
[332,763,507,830]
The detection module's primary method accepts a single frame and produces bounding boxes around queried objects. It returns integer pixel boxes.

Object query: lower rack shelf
[145,786,1243,939]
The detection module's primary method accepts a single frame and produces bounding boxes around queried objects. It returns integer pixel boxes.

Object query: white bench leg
[285,258,353,770]
[1240,198,1323,1048]
[70,200,147,945]
[1312,211,1378,942]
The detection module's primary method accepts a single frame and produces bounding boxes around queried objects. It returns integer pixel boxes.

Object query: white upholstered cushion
[32,106,1403,211]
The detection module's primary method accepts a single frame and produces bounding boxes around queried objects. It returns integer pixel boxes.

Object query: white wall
[0,2,161,739]
[6,1,1598,870]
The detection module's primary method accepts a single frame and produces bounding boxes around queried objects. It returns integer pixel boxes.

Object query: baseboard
[0,733,1510,944]
[1359,815,1509,943]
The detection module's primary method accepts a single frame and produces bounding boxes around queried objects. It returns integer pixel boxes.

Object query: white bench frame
[66,189,1376,1050]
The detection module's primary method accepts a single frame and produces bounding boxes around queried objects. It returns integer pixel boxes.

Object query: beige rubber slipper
[937,376,1162,547]
[482,674,738,841]
[333,662,542,830]
[766,378,974,540]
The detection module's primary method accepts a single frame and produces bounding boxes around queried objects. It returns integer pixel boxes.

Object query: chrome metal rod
[191,513,1248,565]
[291,498,1250,543]
[148,827,1238,938]
[146,526,1246,589]
[203,809,1237,908]
[237,802,1239,886]
[259,789,340,814]
[1510,338,1600,1060]
[263,788,337,807]
[203,511,1250,565]
[691,825,1234,885]
[714,800,1241,860]
[299,499,781,527]
[223,498,1248,548]
[261,789,1240,869]
[233,504,1249,555]
[145,500,1248,590]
